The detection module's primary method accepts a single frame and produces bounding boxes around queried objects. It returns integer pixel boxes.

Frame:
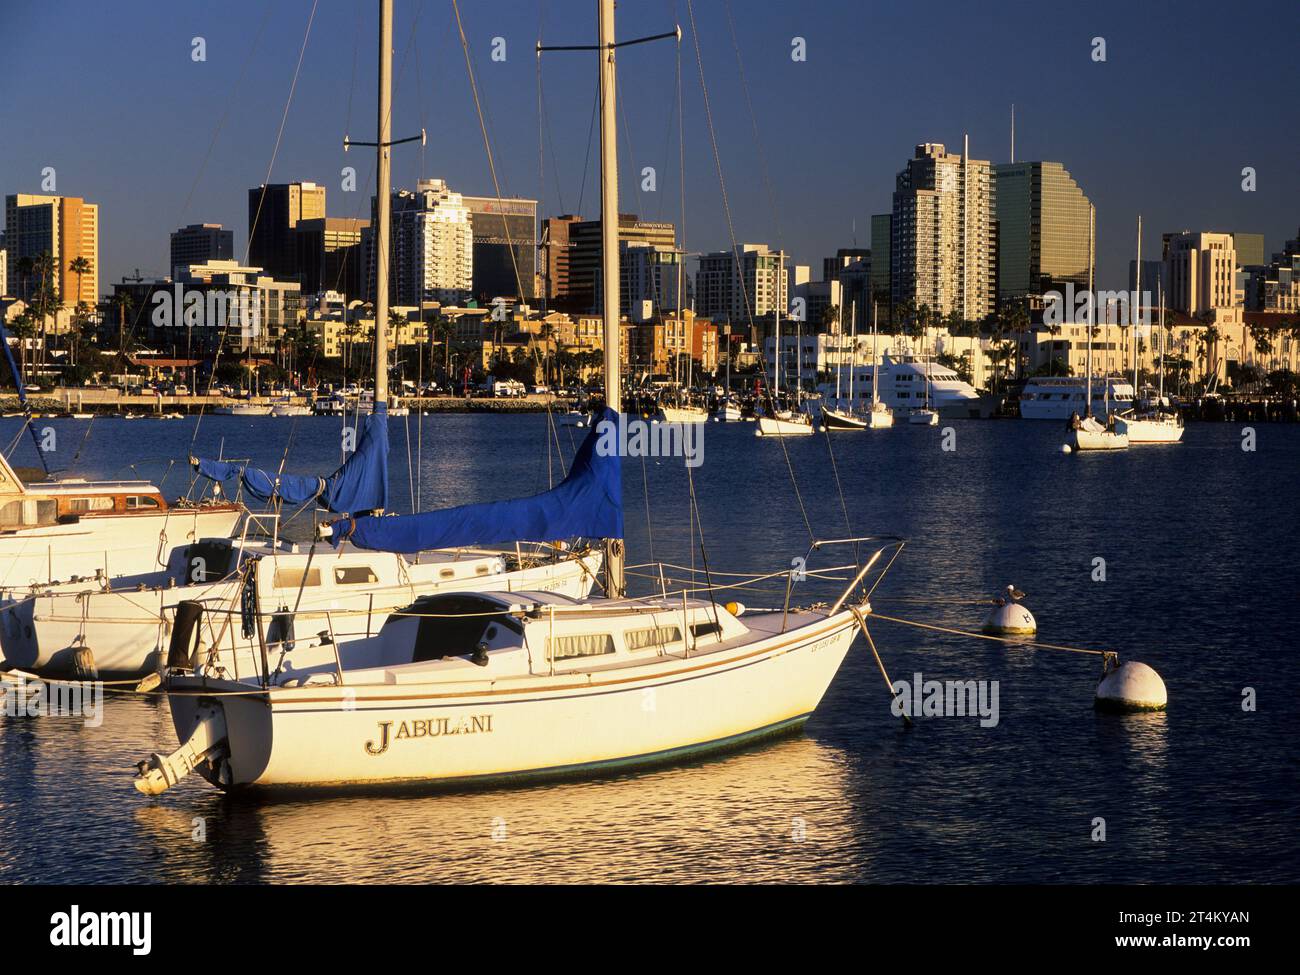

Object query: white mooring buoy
[1095,659,1167,712]
[1061,444,1072,453]
[982,585,1036,635]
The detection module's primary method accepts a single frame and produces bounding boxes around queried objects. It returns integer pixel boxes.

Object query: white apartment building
[1163,231,1238,314]
[891,142,996,322]
[372,179,473,305]
[695,243,788,323]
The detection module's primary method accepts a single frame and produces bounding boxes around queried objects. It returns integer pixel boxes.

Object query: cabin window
[690,621,724,640]
[625,625,682,651]
[273,567,321,589]
[126,495,161,509]
[10,500,58,526]
[547,633,615,660]
[69,496,115,513]
[0,501,23,525]
[438,568,456,579]
[334,565,378,585]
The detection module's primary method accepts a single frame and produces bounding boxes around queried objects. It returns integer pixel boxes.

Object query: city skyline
[2,0,1297,293]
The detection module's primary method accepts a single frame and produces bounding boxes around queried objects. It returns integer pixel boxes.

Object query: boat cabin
[0,450,170,532]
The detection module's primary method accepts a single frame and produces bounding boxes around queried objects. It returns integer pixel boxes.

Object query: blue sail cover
[335,408,623,553]
[195,409,389,513]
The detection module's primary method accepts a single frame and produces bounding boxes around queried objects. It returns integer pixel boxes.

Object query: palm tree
[68,256,91,307]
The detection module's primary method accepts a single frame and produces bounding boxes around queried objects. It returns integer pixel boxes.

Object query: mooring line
[869,612,1107,657]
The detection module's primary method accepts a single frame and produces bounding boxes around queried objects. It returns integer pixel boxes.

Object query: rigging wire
[682,0,815,542]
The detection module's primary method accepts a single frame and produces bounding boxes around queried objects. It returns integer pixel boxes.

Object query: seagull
[1005,584,1026,601]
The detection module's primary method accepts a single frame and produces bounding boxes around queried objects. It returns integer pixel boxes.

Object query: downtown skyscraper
[888,141,995,323]
[993,161,1092,300]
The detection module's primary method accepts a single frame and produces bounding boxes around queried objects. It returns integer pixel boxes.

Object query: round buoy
[1095,660,1167,712]
[1061,444,1072,453]
[982,585,1036,635]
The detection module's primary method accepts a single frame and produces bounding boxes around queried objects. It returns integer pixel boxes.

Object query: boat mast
[845,298,855,407]
[1086,203,1095,417]
[1134,214,1141,400]
[871,300,881,406]
[1158,282,1165,404]
[773,257,781,406]
[374,0,392,413]
[598,0,625,596]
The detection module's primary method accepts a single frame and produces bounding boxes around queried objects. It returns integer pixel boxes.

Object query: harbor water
[0,413,1295,883]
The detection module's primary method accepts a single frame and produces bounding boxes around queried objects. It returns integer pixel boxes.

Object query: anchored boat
[134,0,902,796]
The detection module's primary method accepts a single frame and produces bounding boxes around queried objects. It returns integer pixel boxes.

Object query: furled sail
[333,408,622,553]
[194,410,389,513]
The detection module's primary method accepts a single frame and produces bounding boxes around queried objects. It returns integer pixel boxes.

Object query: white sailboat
[134,0,899,795]
[1114,233,1183,446]
[907,331,939,426]
[0,430,242,594]
[1068,204,1129,451]
[821,299,868,430]
[757,250,813,437]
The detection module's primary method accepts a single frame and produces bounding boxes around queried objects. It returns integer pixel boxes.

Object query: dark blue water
[0,413,1295,883]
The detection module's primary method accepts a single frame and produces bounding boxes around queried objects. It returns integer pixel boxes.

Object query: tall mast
[773,255,781,400]
[598,0,624,596]
[374,0,393,411]
[1158,282,1165,403]
[1086,203,1095,416]
[872,300,880,405]
[847,298,856,408]
[1134,214,1141,397]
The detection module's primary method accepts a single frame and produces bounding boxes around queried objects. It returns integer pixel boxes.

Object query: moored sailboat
[133,0,899,795]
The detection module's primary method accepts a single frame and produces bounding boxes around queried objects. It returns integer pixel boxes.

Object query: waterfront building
[294,217,368,300]
[1245,229,1300,313]
[461,194,537,302]
[620,240,687,316]
[567,214,676,312]
[540,214,582,309]
[366,179,473,306]
[4,193,99,308]
[870,214,892,301]
[890,142,996,323]
[695,243,788,323]
[1232,232,1265,269]
[0,234,6,297]
[994,161,1092,300]
[170,223,234,277]
[823,248,870,283]
[1162,231,1239,313]
[246,182,326,281]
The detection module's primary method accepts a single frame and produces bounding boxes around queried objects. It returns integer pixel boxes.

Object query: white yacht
[1019,377,1136,420]
[0,449,242,594]
[818,352,982,418]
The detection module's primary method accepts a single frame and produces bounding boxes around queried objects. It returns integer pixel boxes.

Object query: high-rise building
[620,241,687,317]
[1231,232,1265,269]
[568,214,676,312]
[695,244,788,323]
[870,214,892,300]
[246,182,326,281]
[823,248,870,282]
[4,193,99,307]
[0,233,7,298]
[890,143,995,322]
[1162,231,1238,313]
[170,223,234,276]
[460,195,537,302]
[541,214,583,309]
[1246,228,1300,313]
[294,217,368,300]
[366,179,473,305]
[993,161,1092,300]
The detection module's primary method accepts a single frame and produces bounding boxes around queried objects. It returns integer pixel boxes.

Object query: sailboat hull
[1113,415,1184,443]
[659,406,708,424]
[0,506,242,592]
[1070,427,1129,450]
[756,415,814,436]
[820,407,868,430]
[2,552,603,677]
[165,610,861,790]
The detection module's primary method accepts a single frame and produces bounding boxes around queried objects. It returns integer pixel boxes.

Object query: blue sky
[2,0,1296,291]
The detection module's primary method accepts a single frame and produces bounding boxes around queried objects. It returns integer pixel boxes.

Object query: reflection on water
[1,416,1297,883]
